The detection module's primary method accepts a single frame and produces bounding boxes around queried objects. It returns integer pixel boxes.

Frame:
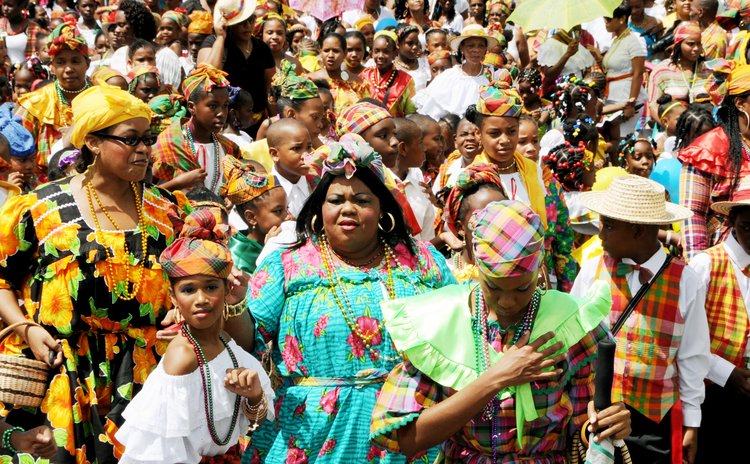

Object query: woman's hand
[10,425,57,458]
[224,368,263,403]
[226,266,249,305]
[728,367,750,397]
[622,103,636,119]
[683,427,698,464]
[175,168,208,189]
[587,401,631,442]
[264,225,282,243]
[214,16,228,39]
[156,308,181,342]
[7,172,25,190]
[482,331,565,389]
[24,325,62,368]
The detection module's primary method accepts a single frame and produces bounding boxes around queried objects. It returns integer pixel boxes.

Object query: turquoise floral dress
[243,238,456,464]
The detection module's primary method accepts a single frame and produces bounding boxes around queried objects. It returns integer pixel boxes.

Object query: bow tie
[616,262,654,285]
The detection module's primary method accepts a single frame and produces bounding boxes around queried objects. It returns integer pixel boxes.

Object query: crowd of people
[0,0,747,463]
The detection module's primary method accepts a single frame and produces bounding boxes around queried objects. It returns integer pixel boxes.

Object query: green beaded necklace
[55,79,91,106]
[181,323,241,446]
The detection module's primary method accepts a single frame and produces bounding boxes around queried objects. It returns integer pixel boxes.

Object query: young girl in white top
[116,209,274,463]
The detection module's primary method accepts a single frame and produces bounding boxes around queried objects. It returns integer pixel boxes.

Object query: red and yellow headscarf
[188,10,214,35]
[162,9,188,28]
[335,102,391,138]
[181,64,230,101]
[160,209,233,279]
[444,164,507,235]
[706,59,750,105]
[673,21,702,47]
[221,156,280,206]
[428,50,452,65]
[48,19,88,58]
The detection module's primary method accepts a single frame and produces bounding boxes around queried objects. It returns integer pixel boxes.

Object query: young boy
[267,118,313,218]
[0,103,37,193]
[152,64,241,193]
[689,176,750,462]
[222,156,288,273]
[407,113,444,187]
[572,174,711,464]
[432,117,481,195]
[393,118,435,241]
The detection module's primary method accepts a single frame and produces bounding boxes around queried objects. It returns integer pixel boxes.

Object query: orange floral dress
[0,178,191,464]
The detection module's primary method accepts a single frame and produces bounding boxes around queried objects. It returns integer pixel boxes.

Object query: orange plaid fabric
[596,255,684,423]
[705,245,750,368]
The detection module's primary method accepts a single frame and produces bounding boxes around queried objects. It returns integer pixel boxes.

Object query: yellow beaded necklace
[85,181,148,301]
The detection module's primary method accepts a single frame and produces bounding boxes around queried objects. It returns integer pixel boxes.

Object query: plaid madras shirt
[371,322,606,462]
[701,21,728,60]
[596,256,684,423]
[704,244,749,368]
[680,164,734,259]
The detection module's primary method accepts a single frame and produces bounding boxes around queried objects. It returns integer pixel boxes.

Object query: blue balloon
[650,158,683,204]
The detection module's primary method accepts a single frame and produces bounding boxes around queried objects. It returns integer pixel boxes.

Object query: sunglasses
[94,132,158,147]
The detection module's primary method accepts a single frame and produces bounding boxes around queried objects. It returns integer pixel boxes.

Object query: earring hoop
[378,212,396,233]
[311,214,321,234]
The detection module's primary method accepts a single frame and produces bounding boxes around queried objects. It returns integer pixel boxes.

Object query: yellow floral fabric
[0,178,191,464]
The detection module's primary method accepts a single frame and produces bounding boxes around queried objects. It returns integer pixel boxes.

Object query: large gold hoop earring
[311,214,322,234]
[378,212,396,233]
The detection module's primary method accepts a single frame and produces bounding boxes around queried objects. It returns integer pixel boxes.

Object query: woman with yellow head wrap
[0,85,196,464]
[16,20,92,179]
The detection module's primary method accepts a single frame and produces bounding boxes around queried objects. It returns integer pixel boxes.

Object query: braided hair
[543,142,590,192]
[618,134,656,166]
[716,92,750,188]
[553,74,597,121]
[518,68,542,88]
[674,104,716,150]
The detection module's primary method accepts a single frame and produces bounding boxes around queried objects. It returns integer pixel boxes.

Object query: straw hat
[450,24,499,52]
[578,174,692,225]
[711,176,750,216]
[214,0,257,27]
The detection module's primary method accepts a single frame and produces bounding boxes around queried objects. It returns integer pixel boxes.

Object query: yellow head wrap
[70,85,152,149]
[188,10,214,35]
[354,15,375,31]
[374,30,398,45]
[706,59,750,106]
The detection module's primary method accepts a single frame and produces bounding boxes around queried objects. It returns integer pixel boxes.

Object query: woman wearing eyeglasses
[0,85,204,464]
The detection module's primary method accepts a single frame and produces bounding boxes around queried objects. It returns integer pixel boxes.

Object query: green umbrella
[508,0,622,32]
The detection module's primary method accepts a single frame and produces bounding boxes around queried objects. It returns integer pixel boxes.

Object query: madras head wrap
[476,81,523,118]
[0,103,35,158]
[221,155,279,206]
[188,10,214,34]
[127,66,161,93]
[272,61,319,100]
[181,64,230,101]
[149,93,187,134]
[374,30,398,45]
[428,50,452,65]
[47,19,89,58]
[313,133,385,182]
[162,9,189,27]
[354,15,375,31]
[159,208,234,279]
[254,12,286,38]
[471,200,544,278]
[672,21,702,46]
[705,59,750,106]
[70,86,152,148]
[444,164,506,235]
[335,101,392,137]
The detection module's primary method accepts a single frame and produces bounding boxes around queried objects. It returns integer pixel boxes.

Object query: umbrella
[508,0,622,32]
[289,0,363,22]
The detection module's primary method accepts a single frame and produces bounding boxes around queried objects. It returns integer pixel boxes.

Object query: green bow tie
[615,262,653,285]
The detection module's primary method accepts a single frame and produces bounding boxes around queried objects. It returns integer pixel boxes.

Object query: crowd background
[0,0,748,463]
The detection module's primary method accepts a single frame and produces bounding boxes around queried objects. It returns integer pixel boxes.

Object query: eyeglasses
[94,132,157,147]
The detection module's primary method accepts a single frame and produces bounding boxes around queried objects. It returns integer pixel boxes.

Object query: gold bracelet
[224,296,248,319]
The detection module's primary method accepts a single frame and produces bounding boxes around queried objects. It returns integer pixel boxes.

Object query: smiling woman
[243,134,456,463]
[0,86,192,464]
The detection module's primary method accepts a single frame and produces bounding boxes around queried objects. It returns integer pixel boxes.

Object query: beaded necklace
[84,181,148,301]
[55,79,91,106]
[372,67,398,95]
[182,323,241,446]
[472,288,540,463]
[186,124,221,191]
[319,234,401,364]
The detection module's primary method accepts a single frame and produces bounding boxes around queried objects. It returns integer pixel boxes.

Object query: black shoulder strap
[610,254,674,337]
[382,70,398,106]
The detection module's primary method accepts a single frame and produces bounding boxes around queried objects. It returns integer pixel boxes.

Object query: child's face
[517,120,540,162]
[157,18,181,45]
[625,141,655,178]
[372,37,396,73]
[430,58,451,80]
[95,33,109,56]
[272,127,313,178]
[77,0,97,20]
[231,101,255,130]
[598,216,641,261]
[171,276,226,330]
[248,187,288,237]
[361,24,375,50]
[481,116,518,165]
[731,208,750,256]
[455,120,481,159]
[422,122,445,166]
[345,36,366,68]
[362,118,399,168]
[439,121,454,156]
[293,97,326,139]
[128,47,156,70]
[426,33,448,53]
[9,156,35,179]
[291,31,305,54]
[662,105,686,136]
[12,68,34,101]
[188,33,207,62]
[190,88,230,132]
[132,75,160,103]
[36,37,50,64]
[401,137,425,170]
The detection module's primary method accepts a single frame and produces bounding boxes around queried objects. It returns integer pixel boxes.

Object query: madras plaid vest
[595,255,684,423]
[705,245,750,368]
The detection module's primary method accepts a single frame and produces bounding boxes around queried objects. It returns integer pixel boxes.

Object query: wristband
[1,426,23,455]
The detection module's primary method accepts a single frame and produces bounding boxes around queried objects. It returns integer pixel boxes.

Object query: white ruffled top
[116,339,275,463]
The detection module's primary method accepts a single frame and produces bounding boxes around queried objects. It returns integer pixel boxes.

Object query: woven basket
[0,321,50,408]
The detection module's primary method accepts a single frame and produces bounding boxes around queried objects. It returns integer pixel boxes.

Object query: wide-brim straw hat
[712,176,750,216]
[214,0,257,27]
[450,24,499,52]
[578,174,693,225]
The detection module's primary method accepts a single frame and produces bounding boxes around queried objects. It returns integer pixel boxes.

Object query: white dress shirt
[272,167,310,219]
[403,168,436,241]
[571,247,711,427]
[689,233,750,386]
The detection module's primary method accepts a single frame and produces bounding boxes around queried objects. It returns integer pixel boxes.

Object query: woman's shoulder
[161,335,199,376]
